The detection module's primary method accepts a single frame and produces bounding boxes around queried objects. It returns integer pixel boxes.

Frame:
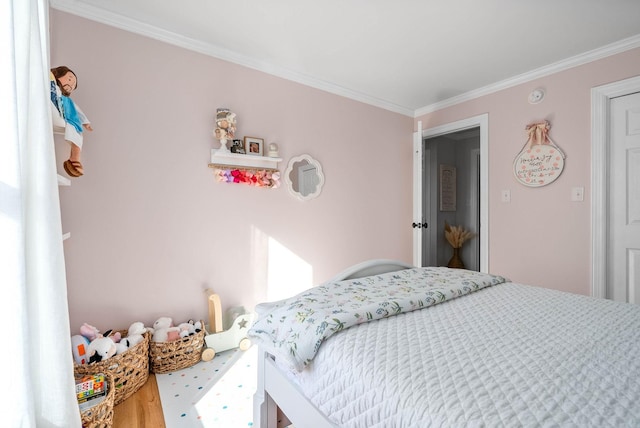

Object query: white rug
[156,346,257,427]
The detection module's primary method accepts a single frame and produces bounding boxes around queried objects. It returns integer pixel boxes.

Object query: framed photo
[244,137,264,156]
[439,164,456,211]
[230,139,245,154]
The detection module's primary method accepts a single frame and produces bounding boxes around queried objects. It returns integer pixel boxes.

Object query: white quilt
[280,282,640,427]
[249,267,507,371]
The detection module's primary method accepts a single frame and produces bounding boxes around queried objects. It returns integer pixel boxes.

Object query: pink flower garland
[215,168,280,188]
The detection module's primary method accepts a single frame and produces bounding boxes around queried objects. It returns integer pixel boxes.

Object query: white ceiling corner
[50,0,640,117]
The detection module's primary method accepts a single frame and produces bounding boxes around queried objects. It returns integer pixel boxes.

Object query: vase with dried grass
[444,222,475,269]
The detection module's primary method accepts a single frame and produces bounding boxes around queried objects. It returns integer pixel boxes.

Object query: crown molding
[414,34,640,117]
[49,0,414,117]
[50,0,639,119]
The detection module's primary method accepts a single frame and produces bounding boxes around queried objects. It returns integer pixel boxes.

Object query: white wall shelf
[209,149,282,172]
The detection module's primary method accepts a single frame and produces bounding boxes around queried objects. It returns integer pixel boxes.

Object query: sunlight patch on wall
[267,236,313,302]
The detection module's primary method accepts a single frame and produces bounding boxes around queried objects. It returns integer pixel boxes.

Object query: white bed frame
[253,259,414,428]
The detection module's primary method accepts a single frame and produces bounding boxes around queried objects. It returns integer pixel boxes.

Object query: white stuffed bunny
[152,317,181,342]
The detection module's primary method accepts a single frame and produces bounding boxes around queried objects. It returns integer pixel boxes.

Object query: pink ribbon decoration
[525,120,551,150]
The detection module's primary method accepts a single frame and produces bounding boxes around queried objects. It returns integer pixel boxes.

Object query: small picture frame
[230,139,245,154]
[439,164,456,211]
[244,137,264,156]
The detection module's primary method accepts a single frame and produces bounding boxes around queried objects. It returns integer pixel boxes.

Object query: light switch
[571,187,584,202]
[501,190,511,203]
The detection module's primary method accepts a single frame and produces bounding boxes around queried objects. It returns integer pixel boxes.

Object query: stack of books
[76,373,108,411]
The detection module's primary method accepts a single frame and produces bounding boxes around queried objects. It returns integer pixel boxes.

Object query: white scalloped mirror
[285,154,325,201]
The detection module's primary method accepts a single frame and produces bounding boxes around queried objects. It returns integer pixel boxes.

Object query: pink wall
[50,10,413,332]
[51,9,640,333]
[416,48,640,295]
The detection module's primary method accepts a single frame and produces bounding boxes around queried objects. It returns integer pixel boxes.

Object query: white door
[609,91,640,304]
[412,128,424,267]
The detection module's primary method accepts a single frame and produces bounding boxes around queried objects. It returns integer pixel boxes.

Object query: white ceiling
[50,0,640,117]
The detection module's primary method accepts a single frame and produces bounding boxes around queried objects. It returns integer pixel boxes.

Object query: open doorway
[412,114,488,272]
[422,129,480,271]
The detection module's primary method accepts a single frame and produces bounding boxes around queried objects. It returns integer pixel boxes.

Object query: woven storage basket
[74,331,150,406]
[149,322,205,373]
[79,374,115,428]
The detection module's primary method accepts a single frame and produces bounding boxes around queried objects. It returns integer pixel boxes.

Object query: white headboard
[329,259,414,282]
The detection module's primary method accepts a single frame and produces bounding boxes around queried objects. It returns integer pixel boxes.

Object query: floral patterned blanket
[248,267,508,371]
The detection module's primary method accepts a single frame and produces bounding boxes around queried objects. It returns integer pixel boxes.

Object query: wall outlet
[501,190,511,203]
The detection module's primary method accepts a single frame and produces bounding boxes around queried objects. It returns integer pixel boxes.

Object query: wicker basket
[74,331,150,406]
[149,322,205,373]
[79,374,115,428]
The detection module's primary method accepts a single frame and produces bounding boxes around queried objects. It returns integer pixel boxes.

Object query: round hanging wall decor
[513,121,565,187]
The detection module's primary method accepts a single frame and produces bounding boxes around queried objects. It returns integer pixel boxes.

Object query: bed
[248,260,640,427]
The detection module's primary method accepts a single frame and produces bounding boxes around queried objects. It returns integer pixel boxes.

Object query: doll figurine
[50,66,92,177]
[214,108,236,151]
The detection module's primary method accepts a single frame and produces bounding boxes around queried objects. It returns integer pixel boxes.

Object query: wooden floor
[110,370,293,428]
[112,373,165,428]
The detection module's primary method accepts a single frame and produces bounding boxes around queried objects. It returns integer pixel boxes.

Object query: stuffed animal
[79,323,101,341]
[50,66,93,178]
[115,321,148,354]
[71,335,90,364]
[176,319,204,338]
[114,334,143,354]
[152,317,172,331]
[128,321,147,336]
[125,321,147,345]
[152,317,181,342]
[106,330,122,343]
[87,337,116,363]
[177,322,192,338]
[79,323,121,343]
[114,341,128,355]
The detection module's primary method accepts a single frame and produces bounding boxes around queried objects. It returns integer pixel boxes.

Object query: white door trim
[413,114,489,272]
[591,75,640,298]
[412,122,423,267]
[470,148,481,269]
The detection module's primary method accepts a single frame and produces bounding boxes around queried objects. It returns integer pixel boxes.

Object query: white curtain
[1,0,81,426]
